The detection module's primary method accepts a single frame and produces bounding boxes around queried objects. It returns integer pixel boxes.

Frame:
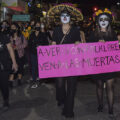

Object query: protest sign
[37,41,120,78]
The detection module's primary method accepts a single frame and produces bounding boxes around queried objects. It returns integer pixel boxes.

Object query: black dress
[88,30,118,80]
[52,25,81,44]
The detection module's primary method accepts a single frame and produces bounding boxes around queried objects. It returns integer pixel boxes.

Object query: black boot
[97,105,103,112]
[3,100,9,107]
[108,112,116,120]
[18,79,22,86]
[0,100,9,113]
[9,81,13,89]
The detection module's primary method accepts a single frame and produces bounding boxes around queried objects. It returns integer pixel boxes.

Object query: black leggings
[96,79,114,114]
[0,71,9,102]
[56,77,77,116]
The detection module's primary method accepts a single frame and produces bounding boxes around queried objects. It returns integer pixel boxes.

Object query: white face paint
[60,13,70,24]
[99,15,109,28]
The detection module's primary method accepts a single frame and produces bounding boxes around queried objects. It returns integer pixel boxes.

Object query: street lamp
[93,6,98,12]
[117,2,120,6]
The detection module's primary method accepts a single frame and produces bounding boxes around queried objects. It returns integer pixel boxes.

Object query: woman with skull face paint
[88,8,117,119]
[48,3,83,119]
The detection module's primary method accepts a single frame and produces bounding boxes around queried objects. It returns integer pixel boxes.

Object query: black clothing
[52,26,81,44]
[0,33,10,106]
[52,25,81,118]
[88,30,117,115]
[56,77,77,117]
[28,31,49,82]
[0,33,11,71]
[88,31,117,43]
[40,32,52,43]
[0,71,9,102]
[88,30,118,80]
[14,50,24,75]
[0,28,10,36]
[28,32,49,55]
[46,31,52,41]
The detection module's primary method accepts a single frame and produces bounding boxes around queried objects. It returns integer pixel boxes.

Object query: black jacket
[28,32,49,55]
[0,33,12,71]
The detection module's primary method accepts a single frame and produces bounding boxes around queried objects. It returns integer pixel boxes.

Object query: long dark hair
[94,24,114,40]
[10,22,22,37]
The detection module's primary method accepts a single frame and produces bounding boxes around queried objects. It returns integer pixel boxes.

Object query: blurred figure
[0,20,10,36]
[40,22,52,44]
[80,31,86,43]
[0,31,17,111]
[22,20,35,40]
[28,21,49,88]
[9,23,27,87]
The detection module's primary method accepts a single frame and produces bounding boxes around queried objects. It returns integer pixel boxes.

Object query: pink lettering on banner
[37,41,120,78]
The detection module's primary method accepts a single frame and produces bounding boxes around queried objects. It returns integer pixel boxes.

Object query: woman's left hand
[75,41,81,45]
[99,40,105,42]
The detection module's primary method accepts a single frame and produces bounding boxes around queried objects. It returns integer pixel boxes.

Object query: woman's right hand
[99,40,105,42]
[51,41,56,45]
[12,62,18,72]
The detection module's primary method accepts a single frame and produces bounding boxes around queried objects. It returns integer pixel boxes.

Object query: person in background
[9,23,27,87]
[0,20,10,36]
[76,22,86,43]
[30,20,35,30]
[28,21,49,88]
[40,22,52,45]
[80,31,86,43]
[0,31,17,111]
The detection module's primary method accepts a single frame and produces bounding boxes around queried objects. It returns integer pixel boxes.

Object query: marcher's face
[10,25,17,35]
[35,23,41,31]
[35,23,40,28]
[2,22,7,26]
[31,21,35,26]
[2,22,7,28]
[40,23,45,29]
[11,25,16,30]
[60,13,70,24]
[99,15,109,28]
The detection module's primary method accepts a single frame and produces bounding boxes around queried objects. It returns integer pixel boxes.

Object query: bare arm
[118,35,120,45]
[7,43,18,71]
[80,31,86,43]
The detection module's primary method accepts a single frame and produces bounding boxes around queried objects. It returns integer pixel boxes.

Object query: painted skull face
[99,15,109,28]
[60,13,70,24]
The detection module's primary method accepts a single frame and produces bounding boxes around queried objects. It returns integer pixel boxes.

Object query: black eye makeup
[99,18,109,21]
[61,14,70,17]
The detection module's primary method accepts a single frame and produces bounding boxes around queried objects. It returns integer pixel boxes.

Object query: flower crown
[93,8,114,21]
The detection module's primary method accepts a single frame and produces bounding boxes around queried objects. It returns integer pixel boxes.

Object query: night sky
[30,0,120,16]
[42,0,119,6]
[41,0,120,15]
